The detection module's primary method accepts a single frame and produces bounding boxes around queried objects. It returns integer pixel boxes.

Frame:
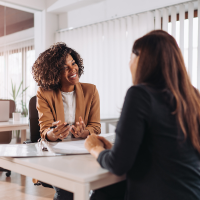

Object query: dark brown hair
[132,30,200,152]
[32,42,84,90]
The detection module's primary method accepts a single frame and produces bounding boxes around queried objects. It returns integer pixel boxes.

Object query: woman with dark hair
[85,30,200,200]
[32,42,101,200]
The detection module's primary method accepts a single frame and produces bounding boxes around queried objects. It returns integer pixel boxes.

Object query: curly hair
[32,42,84,90]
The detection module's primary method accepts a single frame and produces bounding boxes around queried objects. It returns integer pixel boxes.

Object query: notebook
[0,101,9,122]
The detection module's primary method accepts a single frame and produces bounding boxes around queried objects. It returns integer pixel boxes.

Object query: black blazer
[98,85,200,200]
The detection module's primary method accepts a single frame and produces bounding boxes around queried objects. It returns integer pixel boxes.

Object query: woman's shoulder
[37,87,58,98]
[125,84,154,107]
[128,84,173,110]
[78,82,97,94]
[79,82,96,89]
[127,84,152,96]
[128,84,162,97]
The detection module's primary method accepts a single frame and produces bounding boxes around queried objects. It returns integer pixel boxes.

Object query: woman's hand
[84,134,105,159]
[97,136,113,149]
[47,120,71,141]
[71,116,89,138]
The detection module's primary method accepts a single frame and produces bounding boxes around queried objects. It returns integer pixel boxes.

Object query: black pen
[50,123,69,129]
[50,125,57,129]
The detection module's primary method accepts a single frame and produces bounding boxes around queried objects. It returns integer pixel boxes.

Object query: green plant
[10,80,29,112]
[10,80,29,139]
[21,100,28,117]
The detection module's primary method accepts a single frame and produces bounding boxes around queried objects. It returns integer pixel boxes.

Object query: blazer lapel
[54,90,65,123]
[75,83,85,123]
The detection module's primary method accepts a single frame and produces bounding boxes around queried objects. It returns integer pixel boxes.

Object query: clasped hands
[84,134,113,159]
[47,116,88,141]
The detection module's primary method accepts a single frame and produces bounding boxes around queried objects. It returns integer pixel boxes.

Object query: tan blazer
[36,82,101,138]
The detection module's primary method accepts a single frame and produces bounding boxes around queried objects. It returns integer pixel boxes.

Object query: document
[0,143,62,157]
[48,132,115,154]
[0,132,115,157]
[50,140,88,154]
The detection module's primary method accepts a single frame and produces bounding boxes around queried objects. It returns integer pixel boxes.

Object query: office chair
[25,96,53,188]
[0,99,15,177]
[28,96,41,143]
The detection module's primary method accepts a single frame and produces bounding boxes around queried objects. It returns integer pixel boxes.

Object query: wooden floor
[0,171,55,200]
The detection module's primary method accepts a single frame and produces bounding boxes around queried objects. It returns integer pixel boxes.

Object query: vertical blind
[0,39,36,111]
[55,0,200,118]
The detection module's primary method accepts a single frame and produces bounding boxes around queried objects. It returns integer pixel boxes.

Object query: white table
[0,153,125,200]
[0,117,29,143]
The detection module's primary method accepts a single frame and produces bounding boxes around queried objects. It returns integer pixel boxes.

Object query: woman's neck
[61,85,75,92]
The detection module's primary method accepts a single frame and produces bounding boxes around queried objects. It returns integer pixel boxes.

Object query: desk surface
[3,154,111,183]
[0,117,28,127]
[0,117,29,143]
[0,133,116,182]
[0,133,125,200]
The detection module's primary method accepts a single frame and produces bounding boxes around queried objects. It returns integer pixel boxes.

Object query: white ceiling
[47,0,104,14]
[0,0,104,12]
[0,0,195,14]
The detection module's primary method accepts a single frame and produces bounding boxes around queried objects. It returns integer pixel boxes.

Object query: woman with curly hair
[32,42,101,200]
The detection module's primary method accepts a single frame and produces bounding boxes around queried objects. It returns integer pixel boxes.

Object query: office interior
[0,0,199,199]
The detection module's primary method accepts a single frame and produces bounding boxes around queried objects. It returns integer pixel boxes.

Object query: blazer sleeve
[85,86,101,135]
[36,88,54,138]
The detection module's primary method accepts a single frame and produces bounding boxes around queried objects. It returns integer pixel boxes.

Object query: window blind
[55,0,199,118]
[0,39,35,110]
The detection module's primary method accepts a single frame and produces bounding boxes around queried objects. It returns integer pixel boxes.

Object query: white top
[61,90,76,138]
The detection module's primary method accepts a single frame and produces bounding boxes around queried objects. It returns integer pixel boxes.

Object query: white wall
[68,1,105,28]
[59,13,68,30]
[34,11,58,59]
[34,11,43,59]
[42,11,58,49]
[46,0,58,9]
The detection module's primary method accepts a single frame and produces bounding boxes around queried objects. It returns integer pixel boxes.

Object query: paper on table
[0,143,63,157]
[50,140,88,154]
[0,133,116,157]
[48,132,116,154]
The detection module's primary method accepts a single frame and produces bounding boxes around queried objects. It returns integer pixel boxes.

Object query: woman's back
[125,85,200,200]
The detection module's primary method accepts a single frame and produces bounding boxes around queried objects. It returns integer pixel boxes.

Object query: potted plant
[10,80,29,141]
[11,80,29,117]
[12,109,21,121]
[21,100,28,117]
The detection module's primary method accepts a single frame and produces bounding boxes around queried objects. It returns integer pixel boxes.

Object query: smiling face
[60,54,79,91]
[129,53,139,84]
